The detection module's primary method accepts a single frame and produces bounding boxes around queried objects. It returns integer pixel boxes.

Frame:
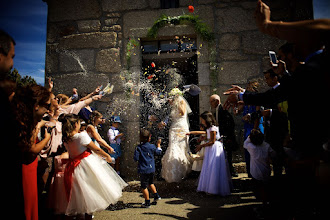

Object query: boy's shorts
[110,143,122,159]
[140,173,154,189]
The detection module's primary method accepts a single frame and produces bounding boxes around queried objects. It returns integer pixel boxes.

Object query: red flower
[151,62,156,68]
[188,5,194,13]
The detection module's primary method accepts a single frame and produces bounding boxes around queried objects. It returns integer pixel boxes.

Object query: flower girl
[187,111,232,196]
[58,114,127,218]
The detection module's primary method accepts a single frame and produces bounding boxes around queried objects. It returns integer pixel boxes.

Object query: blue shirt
[134,142,162,174]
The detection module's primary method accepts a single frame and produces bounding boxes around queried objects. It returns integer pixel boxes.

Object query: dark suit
[0,86,25,219]
[216,104,238,175]
[243,51,329,157]
[264,106,289,176]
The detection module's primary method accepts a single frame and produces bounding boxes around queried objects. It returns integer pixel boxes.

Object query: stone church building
[45,0,313,179]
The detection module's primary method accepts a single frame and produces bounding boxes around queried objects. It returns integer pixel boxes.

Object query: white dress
[62,131,127,215]
[197,126,232,196]
[161,96,192,182]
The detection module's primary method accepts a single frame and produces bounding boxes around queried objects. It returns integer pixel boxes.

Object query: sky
[0,0,47,85]
[0,0,329,86]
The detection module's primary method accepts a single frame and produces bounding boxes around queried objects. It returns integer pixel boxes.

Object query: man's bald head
[210,94,221,109]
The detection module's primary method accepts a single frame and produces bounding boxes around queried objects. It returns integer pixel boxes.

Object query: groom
[210,94,238,177]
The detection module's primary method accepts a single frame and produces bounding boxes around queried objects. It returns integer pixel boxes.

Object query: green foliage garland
[126,38,140,69]
[147,14,214,42]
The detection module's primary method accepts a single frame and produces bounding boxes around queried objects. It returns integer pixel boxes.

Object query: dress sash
[64,149,91,200]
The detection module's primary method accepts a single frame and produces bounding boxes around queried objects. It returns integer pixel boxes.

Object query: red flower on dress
[188,5,194,13]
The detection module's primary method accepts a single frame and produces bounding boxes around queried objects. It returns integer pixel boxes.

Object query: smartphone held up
[269,51,278,67]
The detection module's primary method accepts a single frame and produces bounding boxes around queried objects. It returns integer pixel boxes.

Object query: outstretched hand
[92,94,103,101]
[94,85,101,94]
[107,147,115,154]
[223,85,244,94]
[223,94,239,110]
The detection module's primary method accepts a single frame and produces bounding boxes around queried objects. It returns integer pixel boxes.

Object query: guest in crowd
[86,110,115,154]
[0,29,25,219]
[13,84,52,220]
[134,129,162,208]
[209,94,238,177]
[108,116,124,176]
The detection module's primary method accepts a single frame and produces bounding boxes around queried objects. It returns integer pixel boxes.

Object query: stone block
[196,36,210,63]
[198,0,217,4]
[106,13,121,18]
[219,34,240,50]
[59,32,117,49]
[242,31,284,55]
[102,0,148,12]
[52,72,110,95]
[59,49,95,72]
[149,0,161,9]
[219,50,251,61]
[95,48,121,73]
[105,18,119,26]
[77,20,101,32]
[198,63,210,86]
[262,55,273,72]
[48,0,101,22]
[199,85,211,113]
[216,7,256,33]
[45,44,59,75]
[218,61,260,85]
[120,121,140,179]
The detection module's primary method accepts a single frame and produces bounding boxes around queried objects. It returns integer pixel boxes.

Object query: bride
[161,88,192,182]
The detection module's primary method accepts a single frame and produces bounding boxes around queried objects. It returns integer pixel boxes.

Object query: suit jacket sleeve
[243,74,291,106]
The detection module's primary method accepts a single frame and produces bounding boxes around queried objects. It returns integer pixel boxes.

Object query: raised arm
[255,0,330,45]
[195,131,216,152]
[186,131,207,135]
[87,125,114,154]
[30,122,51,154]
[79,86,101,101]
[86,141,112,163]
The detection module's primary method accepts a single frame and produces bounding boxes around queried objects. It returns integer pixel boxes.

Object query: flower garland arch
[147,14,214,42]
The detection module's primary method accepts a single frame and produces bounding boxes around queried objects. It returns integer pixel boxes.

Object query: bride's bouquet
[168,88,183,97]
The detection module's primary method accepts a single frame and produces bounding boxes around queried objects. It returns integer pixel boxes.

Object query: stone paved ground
[93,174,265,220]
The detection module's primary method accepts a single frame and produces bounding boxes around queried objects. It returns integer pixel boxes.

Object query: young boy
[108,116,124,175]
[134,129,162,208]
[244,129,275,212]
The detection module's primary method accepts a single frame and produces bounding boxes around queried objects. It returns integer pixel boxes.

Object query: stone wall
[45,0,313,179]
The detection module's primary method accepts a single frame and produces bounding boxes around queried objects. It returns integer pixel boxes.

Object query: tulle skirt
[50,154,127,215]
[161,127,191,183]
[197,141,232,196]
[48,156,69,214]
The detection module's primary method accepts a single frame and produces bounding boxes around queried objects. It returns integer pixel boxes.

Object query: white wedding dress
[161,96,192,182]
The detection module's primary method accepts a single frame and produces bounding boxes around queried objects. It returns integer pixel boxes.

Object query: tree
[8,68,37,86]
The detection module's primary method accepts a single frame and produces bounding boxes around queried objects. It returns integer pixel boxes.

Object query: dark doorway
[141,54,199,131]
